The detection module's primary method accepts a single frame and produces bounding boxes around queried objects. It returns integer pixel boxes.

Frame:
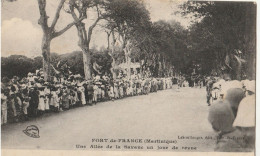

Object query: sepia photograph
[1,0,257,155]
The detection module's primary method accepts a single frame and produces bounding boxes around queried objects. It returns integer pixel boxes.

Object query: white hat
[21,84,27,89]
[233,95,255,127]
[35,83,42,88]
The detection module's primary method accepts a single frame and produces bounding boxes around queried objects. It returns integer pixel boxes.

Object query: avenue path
[2,86,216,151]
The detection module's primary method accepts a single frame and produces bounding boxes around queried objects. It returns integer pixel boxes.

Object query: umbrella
[233,95,255,127]
[208,100,235,133]
[225,88,245,117]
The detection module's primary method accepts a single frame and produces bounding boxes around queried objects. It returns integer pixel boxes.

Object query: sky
[1,0,191,58]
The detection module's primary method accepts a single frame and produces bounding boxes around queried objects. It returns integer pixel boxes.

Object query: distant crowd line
[1,69,175,125]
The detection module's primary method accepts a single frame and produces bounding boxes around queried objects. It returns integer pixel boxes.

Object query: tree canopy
[178,1,256,79]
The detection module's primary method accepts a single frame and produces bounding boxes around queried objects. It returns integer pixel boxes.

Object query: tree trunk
[82,50,92,80]
[110,31,117,79]
[110,57,117,79]
[74,22,93,80]
[127,55,131,79]
[123,48,131,79]
[41,33,51,81]
[123,40,131,79]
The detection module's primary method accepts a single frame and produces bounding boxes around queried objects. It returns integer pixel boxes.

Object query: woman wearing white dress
[97,85,102,101]
[44,86,50,111]
[93,84,99,104]
[126,84,131,96]
[50,90,59,112]
[38,88,45,113]
[109,85,115,101]
[79,86,86,105]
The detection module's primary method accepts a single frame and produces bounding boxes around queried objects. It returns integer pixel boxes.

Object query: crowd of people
[1,68,256,152]
[1,69,175,125]
[206,77,255,152]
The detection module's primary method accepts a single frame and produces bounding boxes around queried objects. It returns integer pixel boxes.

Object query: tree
[102,22,118,79]
[150,20,188,77]
[104,0,151,79]
[37,0,85,81]
[62,0,107,80]
[178,1,256,79]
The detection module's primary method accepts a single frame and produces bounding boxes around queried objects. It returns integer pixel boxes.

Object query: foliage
[1,55,41,78]
[178,1,256,78]
[1,50,113,79]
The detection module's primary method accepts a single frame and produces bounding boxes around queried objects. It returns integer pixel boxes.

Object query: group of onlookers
[1,70,175,125]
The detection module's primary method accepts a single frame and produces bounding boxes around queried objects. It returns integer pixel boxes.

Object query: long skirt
[45,98,50,110]
[38,98,45,111]
[114,88,119,99]
[81,91,86,105]
[93,91,98,102]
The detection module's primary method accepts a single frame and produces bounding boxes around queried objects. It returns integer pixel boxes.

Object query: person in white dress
[126,83,131,96]
[44,86,50,111]
[93,84,99,104]
[50,90,59,112]
[38,87,46,113]
[119,84,124,98]
[79,86,86,105]
[114,83,119,99]
[109,84,115,101]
